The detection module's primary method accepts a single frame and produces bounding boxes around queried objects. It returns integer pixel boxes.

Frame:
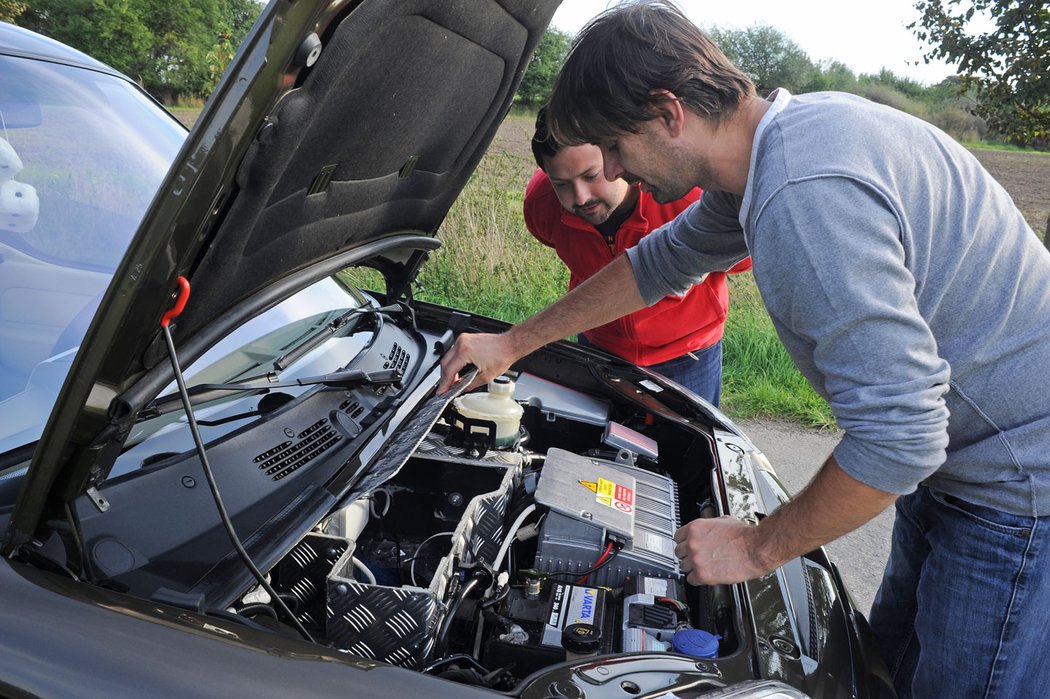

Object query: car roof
[0,21,119,75]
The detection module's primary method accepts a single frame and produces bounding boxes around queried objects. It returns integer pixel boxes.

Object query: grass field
[169,109,1050,427]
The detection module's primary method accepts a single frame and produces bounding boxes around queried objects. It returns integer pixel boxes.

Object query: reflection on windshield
[0,54,184,455]
[0,55,185,268]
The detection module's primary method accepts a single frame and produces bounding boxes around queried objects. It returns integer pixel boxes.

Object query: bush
[853,84,927,118]
[927,105,987,142]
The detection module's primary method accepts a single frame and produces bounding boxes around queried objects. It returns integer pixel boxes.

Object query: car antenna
[159,277,315,644]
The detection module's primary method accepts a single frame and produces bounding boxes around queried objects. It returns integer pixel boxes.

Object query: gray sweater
[627,90,1050,517]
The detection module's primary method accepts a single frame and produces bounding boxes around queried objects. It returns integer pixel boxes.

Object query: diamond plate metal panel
[326,577,438,669]
[276,534,348,628]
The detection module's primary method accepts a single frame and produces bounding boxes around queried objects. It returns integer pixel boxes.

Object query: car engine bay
[259,369,740,689]
[57,297,758,692]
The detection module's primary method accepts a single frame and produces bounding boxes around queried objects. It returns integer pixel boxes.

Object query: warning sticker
[587,477,633,513]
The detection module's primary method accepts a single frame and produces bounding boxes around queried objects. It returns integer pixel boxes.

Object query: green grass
[720,277,835,427]
[960,140,1050,154]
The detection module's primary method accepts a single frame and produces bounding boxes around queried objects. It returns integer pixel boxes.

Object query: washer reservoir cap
[672,629,721,658]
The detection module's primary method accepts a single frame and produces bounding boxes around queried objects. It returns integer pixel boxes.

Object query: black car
[0,3,892,697]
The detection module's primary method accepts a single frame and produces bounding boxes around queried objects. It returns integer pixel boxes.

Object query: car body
[0,3,893,697]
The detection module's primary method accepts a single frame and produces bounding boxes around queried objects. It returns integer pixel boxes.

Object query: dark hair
[530,106,561,171]
[547,0,755,146]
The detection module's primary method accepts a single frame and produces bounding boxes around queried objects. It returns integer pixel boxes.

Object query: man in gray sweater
[438,2,1050,695]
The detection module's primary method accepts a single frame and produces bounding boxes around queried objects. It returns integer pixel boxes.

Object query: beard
[638,179,692,204]
[573,200,613,225]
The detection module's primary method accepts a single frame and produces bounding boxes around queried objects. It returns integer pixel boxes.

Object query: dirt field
[970,149,1050,238]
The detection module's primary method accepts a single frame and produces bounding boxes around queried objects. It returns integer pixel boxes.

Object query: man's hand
[673,454,898,586]
[674,516,766,585]
[437,255,648,393]
[438,332,518,393]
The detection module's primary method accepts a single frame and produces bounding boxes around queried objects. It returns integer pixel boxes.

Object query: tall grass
[418,115,835,427]
[415,148,569,321]
[721,277,835,427]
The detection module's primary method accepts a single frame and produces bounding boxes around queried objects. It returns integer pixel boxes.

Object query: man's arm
[437,253,645,392]
[673,453,897,585]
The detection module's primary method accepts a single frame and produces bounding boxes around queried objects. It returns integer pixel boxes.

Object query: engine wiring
[409,531,455,587]
[545,539,622,584]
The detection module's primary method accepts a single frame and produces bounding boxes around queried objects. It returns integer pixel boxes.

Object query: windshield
[0,54,185,455]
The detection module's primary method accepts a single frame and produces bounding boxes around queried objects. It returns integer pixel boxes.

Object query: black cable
[237,602,279,620]
[162,324,314,644]
[434,575,483,657]
[63,501,93,583]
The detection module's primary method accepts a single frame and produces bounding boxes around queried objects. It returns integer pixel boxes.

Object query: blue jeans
[868,486,1050,698]
[578,337,724,407]
[647,340,723,408]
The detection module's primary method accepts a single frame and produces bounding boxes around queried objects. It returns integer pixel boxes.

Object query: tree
[707,24,817,96]
[16,0,262,101]
[912,0,1050,148]
[0,0,27,22]
[803,60,858,93]
[517,28,572,107]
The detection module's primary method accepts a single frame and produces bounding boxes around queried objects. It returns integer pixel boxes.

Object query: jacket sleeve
[728,257,753,273]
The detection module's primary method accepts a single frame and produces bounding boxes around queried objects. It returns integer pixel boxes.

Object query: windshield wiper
[272,302,402,371]
[139,368,403,421]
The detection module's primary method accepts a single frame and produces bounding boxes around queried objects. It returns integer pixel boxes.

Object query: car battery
[532,448,681,588]
[483,579,616,675]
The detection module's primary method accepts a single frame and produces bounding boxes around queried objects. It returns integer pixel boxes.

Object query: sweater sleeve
[626,190,751,305]
[752,177,950,494]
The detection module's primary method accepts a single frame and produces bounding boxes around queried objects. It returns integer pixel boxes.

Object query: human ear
[647,89,685,138]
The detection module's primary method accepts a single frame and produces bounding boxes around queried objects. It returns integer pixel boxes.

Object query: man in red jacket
[525,107,749,406]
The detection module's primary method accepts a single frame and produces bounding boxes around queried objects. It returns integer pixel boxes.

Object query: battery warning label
[578,478,634,513]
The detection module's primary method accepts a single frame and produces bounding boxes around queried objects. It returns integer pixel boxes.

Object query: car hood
[7,0,559,548]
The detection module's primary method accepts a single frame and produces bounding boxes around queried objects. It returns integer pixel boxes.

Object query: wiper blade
[139,368,403,421]
[273,303,401,371]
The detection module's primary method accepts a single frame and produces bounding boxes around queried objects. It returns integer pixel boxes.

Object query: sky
[550,0,963,86]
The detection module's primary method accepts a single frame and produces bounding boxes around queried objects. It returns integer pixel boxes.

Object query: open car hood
[7,0,559,547]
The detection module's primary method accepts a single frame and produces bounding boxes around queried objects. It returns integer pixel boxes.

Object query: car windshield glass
[0,54,185,455]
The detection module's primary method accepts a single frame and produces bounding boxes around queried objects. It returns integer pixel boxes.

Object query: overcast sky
[550,0,965,86]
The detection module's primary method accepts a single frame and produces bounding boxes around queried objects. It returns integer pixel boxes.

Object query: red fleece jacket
[524,168,751,366]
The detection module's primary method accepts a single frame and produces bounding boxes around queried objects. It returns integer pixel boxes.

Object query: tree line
[521,1,1047,151]
[3,0,1045,149]
[5,0,262,103]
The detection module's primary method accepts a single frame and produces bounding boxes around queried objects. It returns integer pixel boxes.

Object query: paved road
[737,419,894,616]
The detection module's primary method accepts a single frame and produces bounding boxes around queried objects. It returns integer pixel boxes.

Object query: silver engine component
[533,448,681,588]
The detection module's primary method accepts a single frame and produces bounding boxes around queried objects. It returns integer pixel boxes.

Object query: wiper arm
[139,368,403,421]
[273,303,402,371]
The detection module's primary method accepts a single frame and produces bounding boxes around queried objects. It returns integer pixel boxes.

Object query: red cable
[577,540,615,585]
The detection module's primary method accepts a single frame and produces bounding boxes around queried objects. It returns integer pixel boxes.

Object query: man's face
[544,144,633,226]
[598,121,703,204]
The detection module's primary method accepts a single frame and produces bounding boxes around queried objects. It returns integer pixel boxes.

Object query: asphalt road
[737,419,894,616]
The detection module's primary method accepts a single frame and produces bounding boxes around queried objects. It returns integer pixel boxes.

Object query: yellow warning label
[578,480,597,494]
[595,477,634,513]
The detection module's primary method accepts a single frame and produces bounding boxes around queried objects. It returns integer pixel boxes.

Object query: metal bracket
[86,486,110,513]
